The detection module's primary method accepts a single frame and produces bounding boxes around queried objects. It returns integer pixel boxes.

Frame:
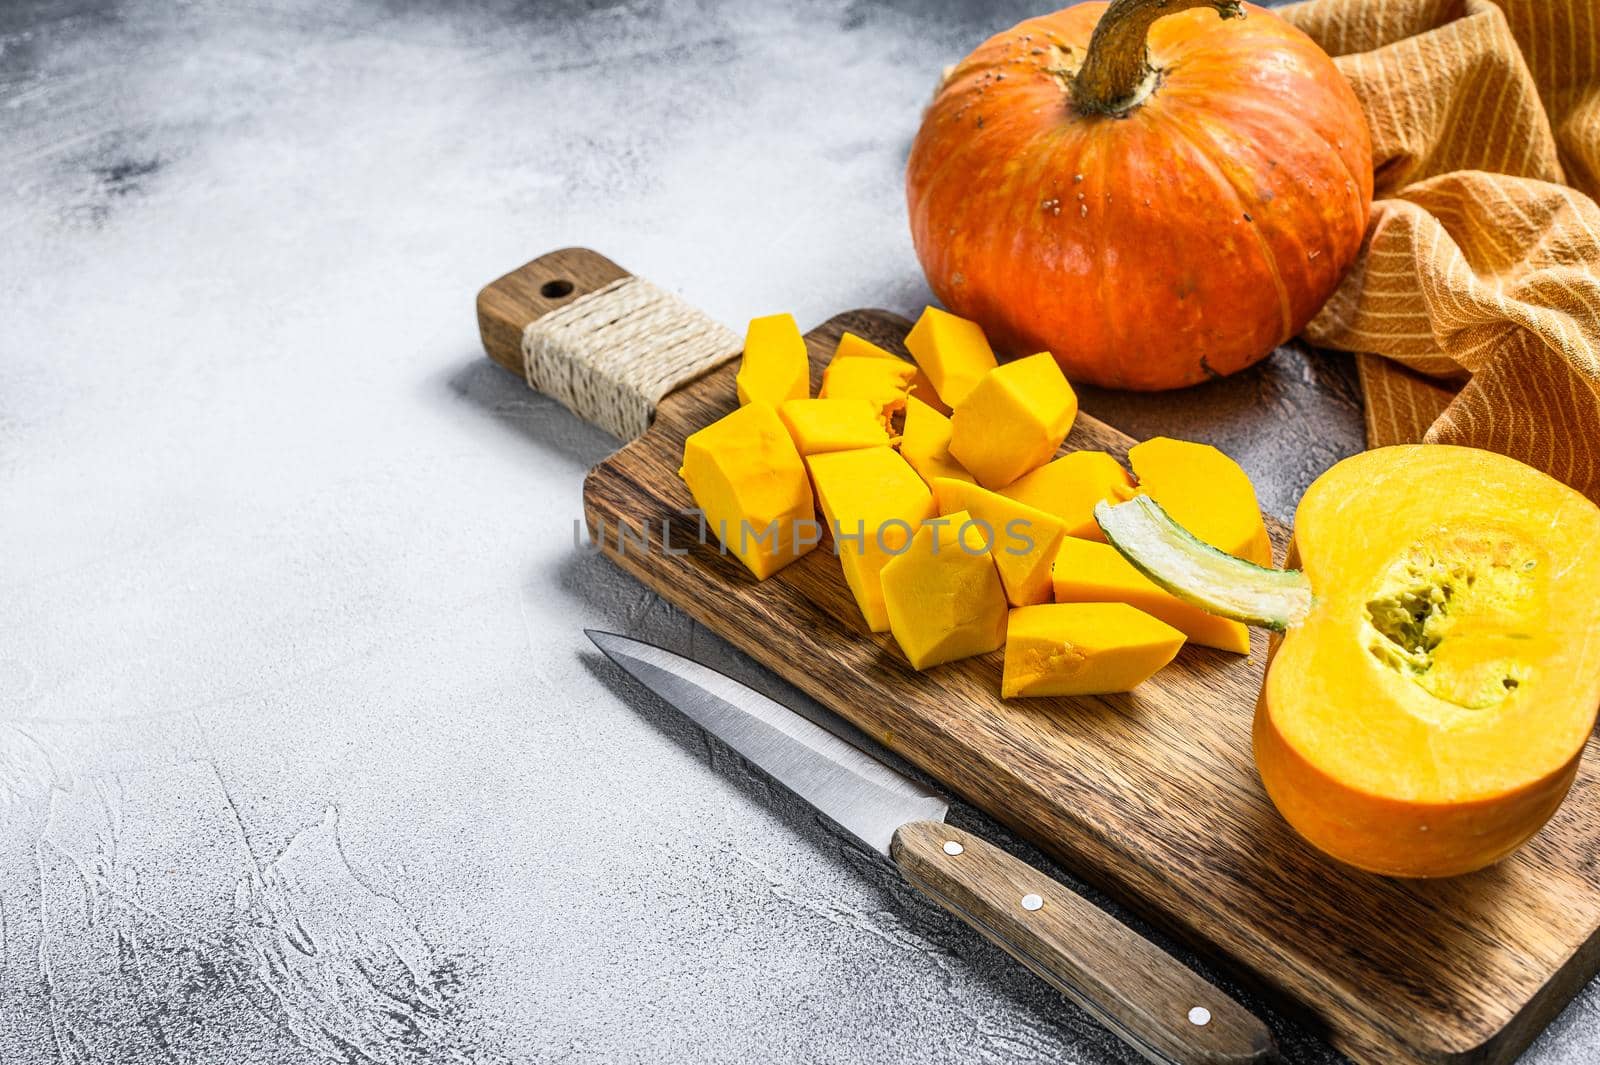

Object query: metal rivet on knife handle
[888,820,1278,1063]
[1189,1007,1212,1027]
[943,840,965,855]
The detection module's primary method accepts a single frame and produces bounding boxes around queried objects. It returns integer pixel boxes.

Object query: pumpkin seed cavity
[1364,533,1541,710]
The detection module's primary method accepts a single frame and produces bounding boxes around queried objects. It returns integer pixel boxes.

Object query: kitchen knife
[585,630,1278,1065]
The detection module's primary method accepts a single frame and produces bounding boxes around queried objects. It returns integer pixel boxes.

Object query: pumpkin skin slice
[736,314,809,407]
[1093,495,1310,631]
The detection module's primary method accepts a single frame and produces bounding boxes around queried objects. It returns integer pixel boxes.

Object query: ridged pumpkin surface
[907,2,1372,390]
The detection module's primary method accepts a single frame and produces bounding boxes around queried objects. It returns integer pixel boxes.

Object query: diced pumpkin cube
[1001,451,1133,541]
[898,395,975,488]
[880,510,1008,670]
[932,477,1065,607]
[779,398,891,456]
[1051,536,1250,654]
[808,447,935,631]
[909,367,951,415]
[949,353,1078,489]
[905,306,997,409]
[679,403,817,580]
[819,356,916,424]
[832,331,899,363]
[833,331,952,415]
[1123,437,1272,566]
[1002,603,1185,698]
[736,314,809,407]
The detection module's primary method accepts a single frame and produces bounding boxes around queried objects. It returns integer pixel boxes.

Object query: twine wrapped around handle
[477,249,740,442]
[521,275,738,440]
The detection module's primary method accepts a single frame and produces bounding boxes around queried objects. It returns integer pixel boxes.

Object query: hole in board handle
[541,278,575,300]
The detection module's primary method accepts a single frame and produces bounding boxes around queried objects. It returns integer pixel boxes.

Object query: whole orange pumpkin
[906,0,1372,390]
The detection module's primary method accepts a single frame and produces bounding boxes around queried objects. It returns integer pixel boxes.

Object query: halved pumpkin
[1098,445,1600,878]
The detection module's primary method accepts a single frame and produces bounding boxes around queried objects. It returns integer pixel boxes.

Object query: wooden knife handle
[477,247,739,441]
[891,821,1277,1065]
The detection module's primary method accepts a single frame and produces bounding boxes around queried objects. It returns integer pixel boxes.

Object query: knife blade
[586,630,1278,1065]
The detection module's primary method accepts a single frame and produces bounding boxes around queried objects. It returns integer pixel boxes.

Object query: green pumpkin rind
[1094,496,1312,630]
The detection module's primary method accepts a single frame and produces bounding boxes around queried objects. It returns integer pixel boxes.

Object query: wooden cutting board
[480,249,1600,1065]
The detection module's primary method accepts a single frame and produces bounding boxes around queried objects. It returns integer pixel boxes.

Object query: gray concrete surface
[2,1,1595,1062]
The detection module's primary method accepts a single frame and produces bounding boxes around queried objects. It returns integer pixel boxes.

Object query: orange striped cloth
[1279,0,1600,502]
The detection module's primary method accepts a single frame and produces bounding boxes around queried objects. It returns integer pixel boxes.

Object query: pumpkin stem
[1070,0,1244,116]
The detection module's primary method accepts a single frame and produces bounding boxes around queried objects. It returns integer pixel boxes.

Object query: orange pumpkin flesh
[1097,444,1600,877]
[907,0,1373,390]
[1258,447,1600,878]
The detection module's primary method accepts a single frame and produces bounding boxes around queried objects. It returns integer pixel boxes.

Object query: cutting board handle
[477,248,740,441]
